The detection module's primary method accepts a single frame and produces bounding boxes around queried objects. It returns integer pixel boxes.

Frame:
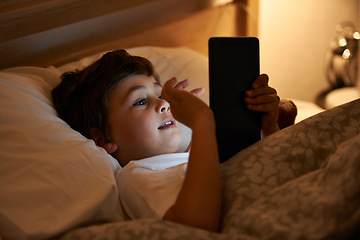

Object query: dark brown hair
[52,49,158,139]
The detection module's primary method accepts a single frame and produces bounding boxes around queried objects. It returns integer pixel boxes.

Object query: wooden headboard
[0,0,257,69]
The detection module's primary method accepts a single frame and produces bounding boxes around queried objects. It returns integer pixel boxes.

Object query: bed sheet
[60,99,360,240]
[291,99,324,123]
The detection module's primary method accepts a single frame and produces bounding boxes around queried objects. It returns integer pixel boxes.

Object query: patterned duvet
[61,99,360,240]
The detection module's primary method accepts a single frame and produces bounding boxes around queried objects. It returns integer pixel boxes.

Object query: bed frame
[0,0,258,69]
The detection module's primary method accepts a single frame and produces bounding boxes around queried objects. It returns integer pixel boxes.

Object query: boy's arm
[245,74,280,137]
[162,78,222,232]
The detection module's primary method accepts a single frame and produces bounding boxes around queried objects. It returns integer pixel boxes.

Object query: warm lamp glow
[354,31,360,40]
[342,49,351,59]
[338,37,347,47]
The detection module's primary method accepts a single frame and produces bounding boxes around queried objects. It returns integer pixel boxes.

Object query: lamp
[326,21,359,88]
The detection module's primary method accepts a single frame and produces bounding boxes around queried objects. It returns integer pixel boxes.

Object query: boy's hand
[245,74,280,137]
[162,78,221,232]
[162,78,214,130]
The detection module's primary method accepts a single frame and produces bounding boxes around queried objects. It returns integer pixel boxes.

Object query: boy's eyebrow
[125,82,162,99]
[154,82,162,88]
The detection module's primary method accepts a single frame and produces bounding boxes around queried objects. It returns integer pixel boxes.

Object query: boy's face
[107,75,181,166]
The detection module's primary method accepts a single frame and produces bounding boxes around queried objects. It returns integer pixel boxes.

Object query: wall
[258,0,359,102]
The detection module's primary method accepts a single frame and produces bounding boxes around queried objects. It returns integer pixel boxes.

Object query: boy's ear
[89,128,118,154]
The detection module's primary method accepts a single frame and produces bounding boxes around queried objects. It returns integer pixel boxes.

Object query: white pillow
[0,47,209,239]
[0,66,123,240]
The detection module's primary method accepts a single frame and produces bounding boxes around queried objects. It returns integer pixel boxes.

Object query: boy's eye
[133,98,147,106]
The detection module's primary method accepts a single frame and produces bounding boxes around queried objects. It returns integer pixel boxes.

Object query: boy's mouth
[158,118,177,129]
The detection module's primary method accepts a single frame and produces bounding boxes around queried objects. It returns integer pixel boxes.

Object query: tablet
[209,37,261,162]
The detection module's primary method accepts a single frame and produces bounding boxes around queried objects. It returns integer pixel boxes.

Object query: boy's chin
[161,137,182,155]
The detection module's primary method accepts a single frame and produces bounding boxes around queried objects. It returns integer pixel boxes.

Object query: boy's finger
[252,74,269,88]
[245,94,280,105]
[174,79,189,90]
[246,86,277,98]
[246,102,279,113]
[163,77,178,88]
[162,78,178,100]
[190,88,205,96]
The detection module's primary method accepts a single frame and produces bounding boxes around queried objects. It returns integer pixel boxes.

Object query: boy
[52,50,280,232]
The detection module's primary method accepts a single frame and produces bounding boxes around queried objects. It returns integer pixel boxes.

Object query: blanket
[60,99,360,240]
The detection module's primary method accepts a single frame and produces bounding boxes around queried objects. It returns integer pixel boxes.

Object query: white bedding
[292,98,324,123]
[1,46,357,240]
[0,67,124,239]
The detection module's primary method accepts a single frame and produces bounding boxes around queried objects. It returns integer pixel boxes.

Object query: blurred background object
[258,0,359,104]
[326,21,359,88]
[316,21,360,108]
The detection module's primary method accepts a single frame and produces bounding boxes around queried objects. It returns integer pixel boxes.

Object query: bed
[1,1,360,239]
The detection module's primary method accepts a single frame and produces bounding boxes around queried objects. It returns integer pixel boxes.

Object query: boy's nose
[157,99,170,113]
